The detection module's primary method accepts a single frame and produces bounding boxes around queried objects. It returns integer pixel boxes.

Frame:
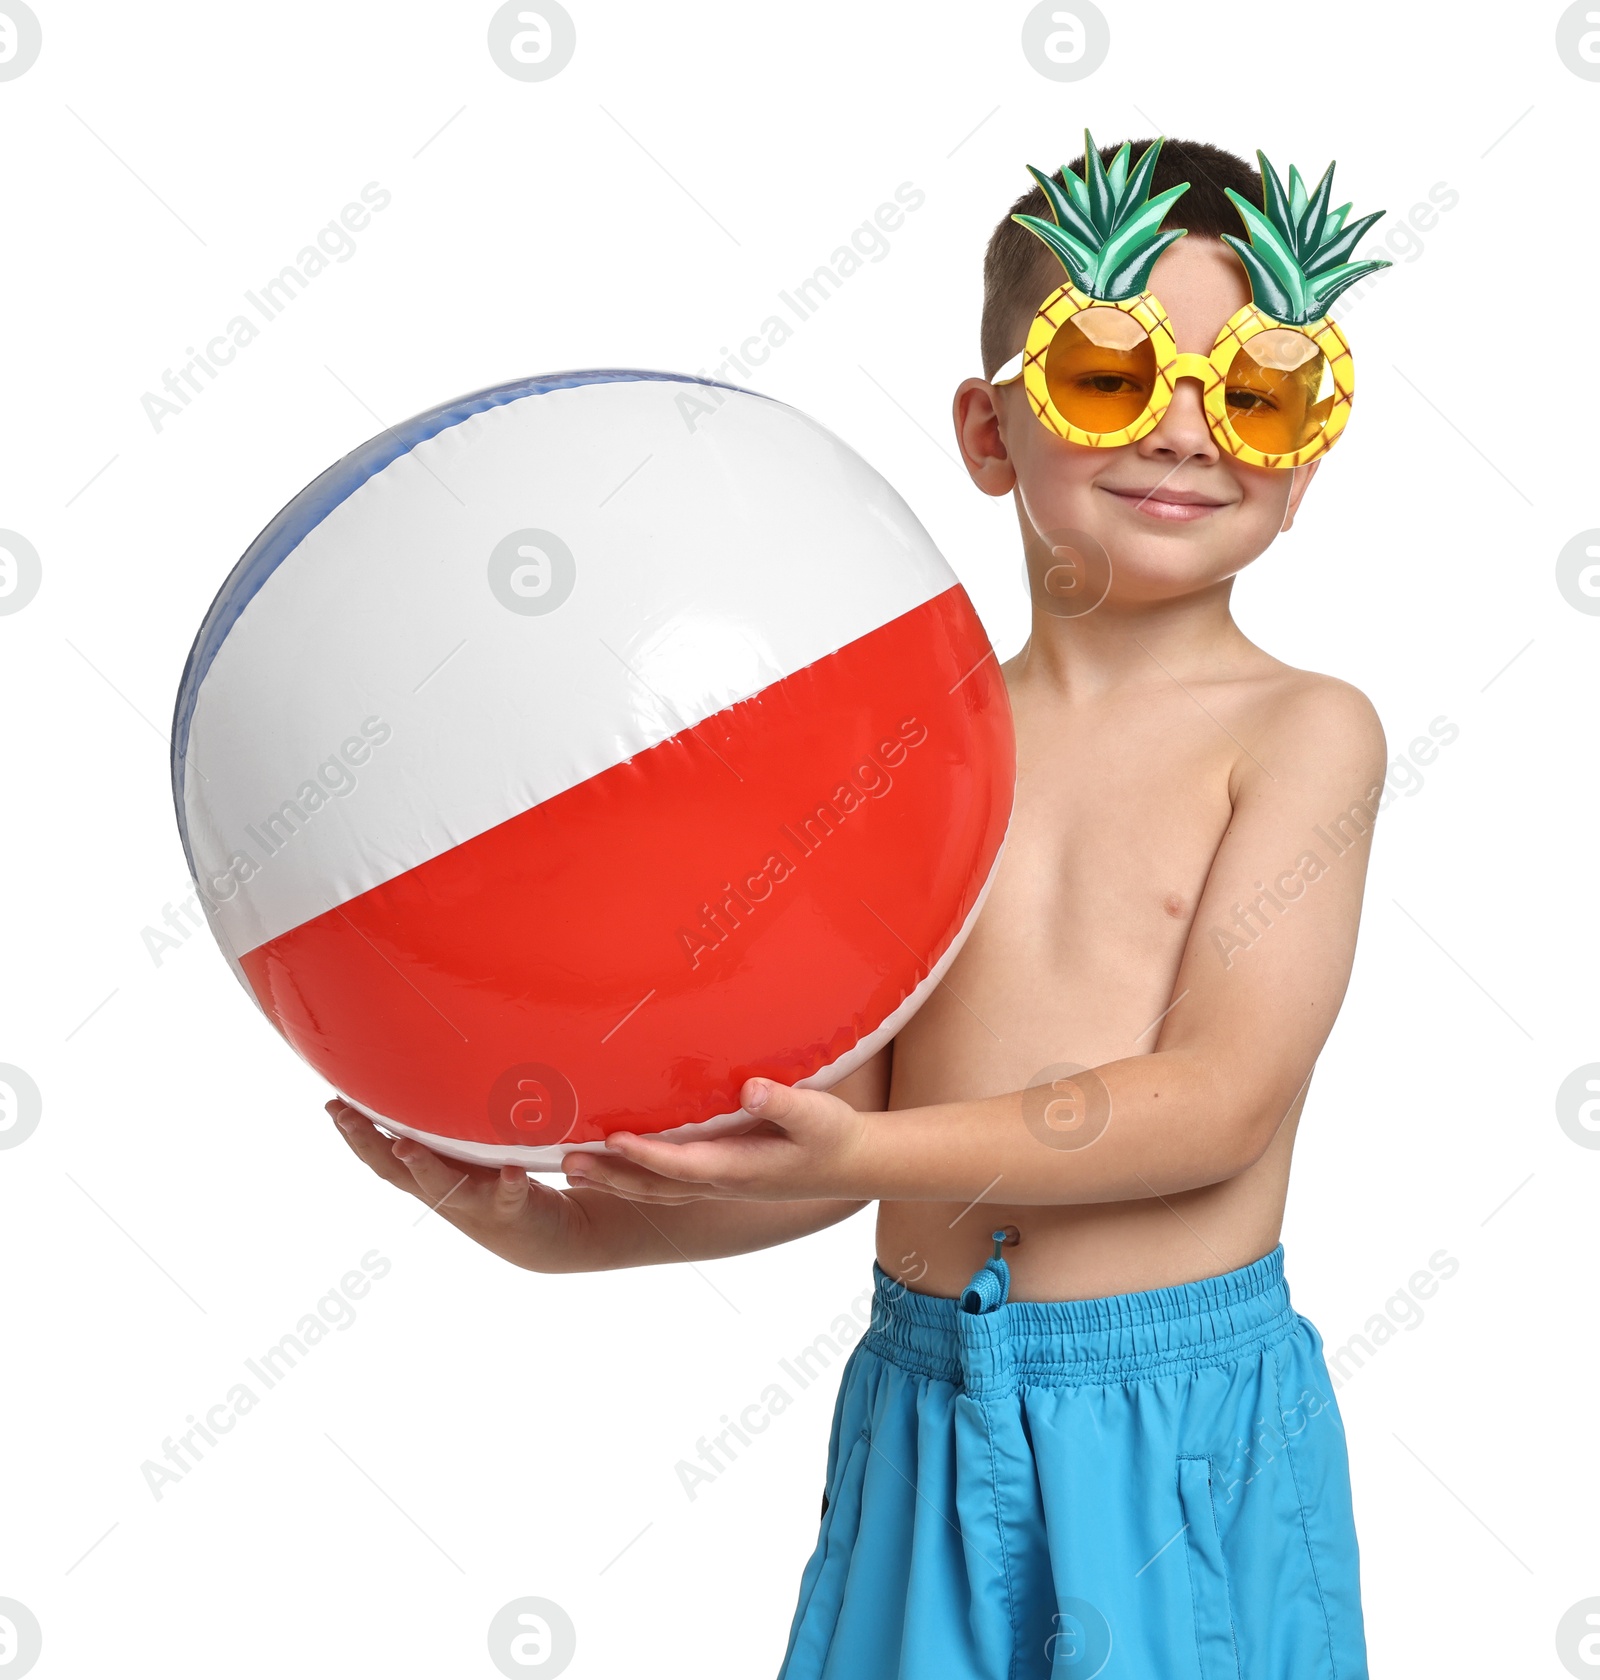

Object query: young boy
[331,135,1387,1678]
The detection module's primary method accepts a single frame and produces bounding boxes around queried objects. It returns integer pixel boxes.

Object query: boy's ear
[952,378,1019,497]
[1279,459,1321,531]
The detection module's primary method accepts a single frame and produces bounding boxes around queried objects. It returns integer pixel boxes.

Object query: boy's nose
[1139,359,1218,462]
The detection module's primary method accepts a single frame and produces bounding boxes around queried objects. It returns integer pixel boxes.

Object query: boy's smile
[1094,481,1235,522]
[956,236,1321,605]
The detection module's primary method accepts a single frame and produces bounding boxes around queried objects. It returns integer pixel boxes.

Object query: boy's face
[955,237,1320,608]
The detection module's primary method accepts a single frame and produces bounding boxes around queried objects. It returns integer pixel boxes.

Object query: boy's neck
[1014,578,1261,699]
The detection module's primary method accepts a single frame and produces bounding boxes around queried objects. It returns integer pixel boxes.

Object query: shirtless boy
[332,135,1390,1678]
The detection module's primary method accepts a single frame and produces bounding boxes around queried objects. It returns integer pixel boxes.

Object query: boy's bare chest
[1015,705,1233,898]
[878,684,1276,1298]
[892,690,1239,1101]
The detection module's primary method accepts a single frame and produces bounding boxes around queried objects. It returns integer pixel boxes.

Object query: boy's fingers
[391,1138,484,1211]
[604,1133,754,1187]
[601,1134,700,1177]
[492,1164,534,1220]
[329,1102,556,1229]
[329,1103,425,1197]
[572,1179,703,1204]
[566,1154,714,1201]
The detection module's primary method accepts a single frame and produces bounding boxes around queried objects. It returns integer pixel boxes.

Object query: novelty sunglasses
[990,135,1390,469]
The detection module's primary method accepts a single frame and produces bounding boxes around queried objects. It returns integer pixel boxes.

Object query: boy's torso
[877,644,1313,1302]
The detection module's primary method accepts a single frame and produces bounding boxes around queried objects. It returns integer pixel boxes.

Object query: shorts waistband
[863,1244,1296,1395]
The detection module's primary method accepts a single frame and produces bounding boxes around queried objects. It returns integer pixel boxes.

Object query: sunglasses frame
[994,281,1355,470]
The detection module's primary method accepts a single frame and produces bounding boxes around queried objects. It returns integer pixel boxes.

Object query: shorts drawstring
[867,1245,1295,1400]
[959,1228,1013,1315]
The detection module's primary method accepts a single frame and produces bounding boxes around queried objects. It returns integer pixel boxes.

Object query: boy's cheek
[1010,441,1106,524]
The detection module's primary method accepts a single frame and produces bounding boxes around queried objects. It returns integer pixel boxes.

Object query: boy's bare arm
[590,680,1387,1206]
[328,1046,883,1270]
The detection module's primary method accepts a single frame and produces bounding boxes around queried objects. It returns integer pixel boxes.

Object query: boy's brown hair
[979,137,1262,378]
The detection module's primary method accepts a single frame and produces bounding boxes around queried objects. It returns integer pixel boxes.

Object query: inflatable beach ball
[172,370,1015,1168]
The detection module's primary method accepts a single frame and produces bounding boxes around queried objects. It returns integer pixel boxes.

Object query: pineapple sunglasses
[988,135,1391,470]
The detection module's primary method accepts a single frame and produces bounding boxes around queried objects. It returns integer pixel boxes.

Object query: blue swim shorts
[777,1243,1366,1679]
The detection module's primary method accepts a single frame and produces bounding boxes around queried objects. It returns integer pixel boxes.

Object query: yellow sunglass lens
[1044,308,1157,434]
[1224,329,1335,454]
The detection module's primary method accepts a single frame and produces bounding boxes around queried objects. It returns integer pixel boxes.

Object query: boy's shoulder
[1247,663,1384,743]
[1231,661,1388,798]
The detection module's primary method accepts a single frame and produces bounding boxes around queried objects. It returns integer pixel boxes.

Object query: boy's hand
[328,1099,584,1269]
[564,1079,871,1203]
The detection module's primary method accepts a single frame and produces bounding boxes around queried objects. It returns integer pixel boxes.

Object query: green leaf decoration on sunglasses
[1222,153,1391,325]
[1013,131,1190,303]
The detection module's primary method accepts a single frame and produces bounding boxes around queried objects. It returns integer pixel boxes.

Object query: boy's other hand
[327,1098,584,1269]
[564,1080,870,1203]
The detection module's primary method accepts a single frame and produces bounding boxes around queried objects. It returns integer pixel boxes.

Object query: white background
[2,2,1596,1675]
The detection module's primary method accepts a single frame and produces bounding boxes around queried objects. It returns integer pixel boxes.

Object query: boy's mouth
[1097,483,1234,523]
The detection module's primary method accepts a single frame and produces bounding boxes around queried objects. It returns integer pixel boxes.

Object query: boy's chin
[1089,500,1279,569]
[1103,562,1243,603]
[1064,534,1252,606]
